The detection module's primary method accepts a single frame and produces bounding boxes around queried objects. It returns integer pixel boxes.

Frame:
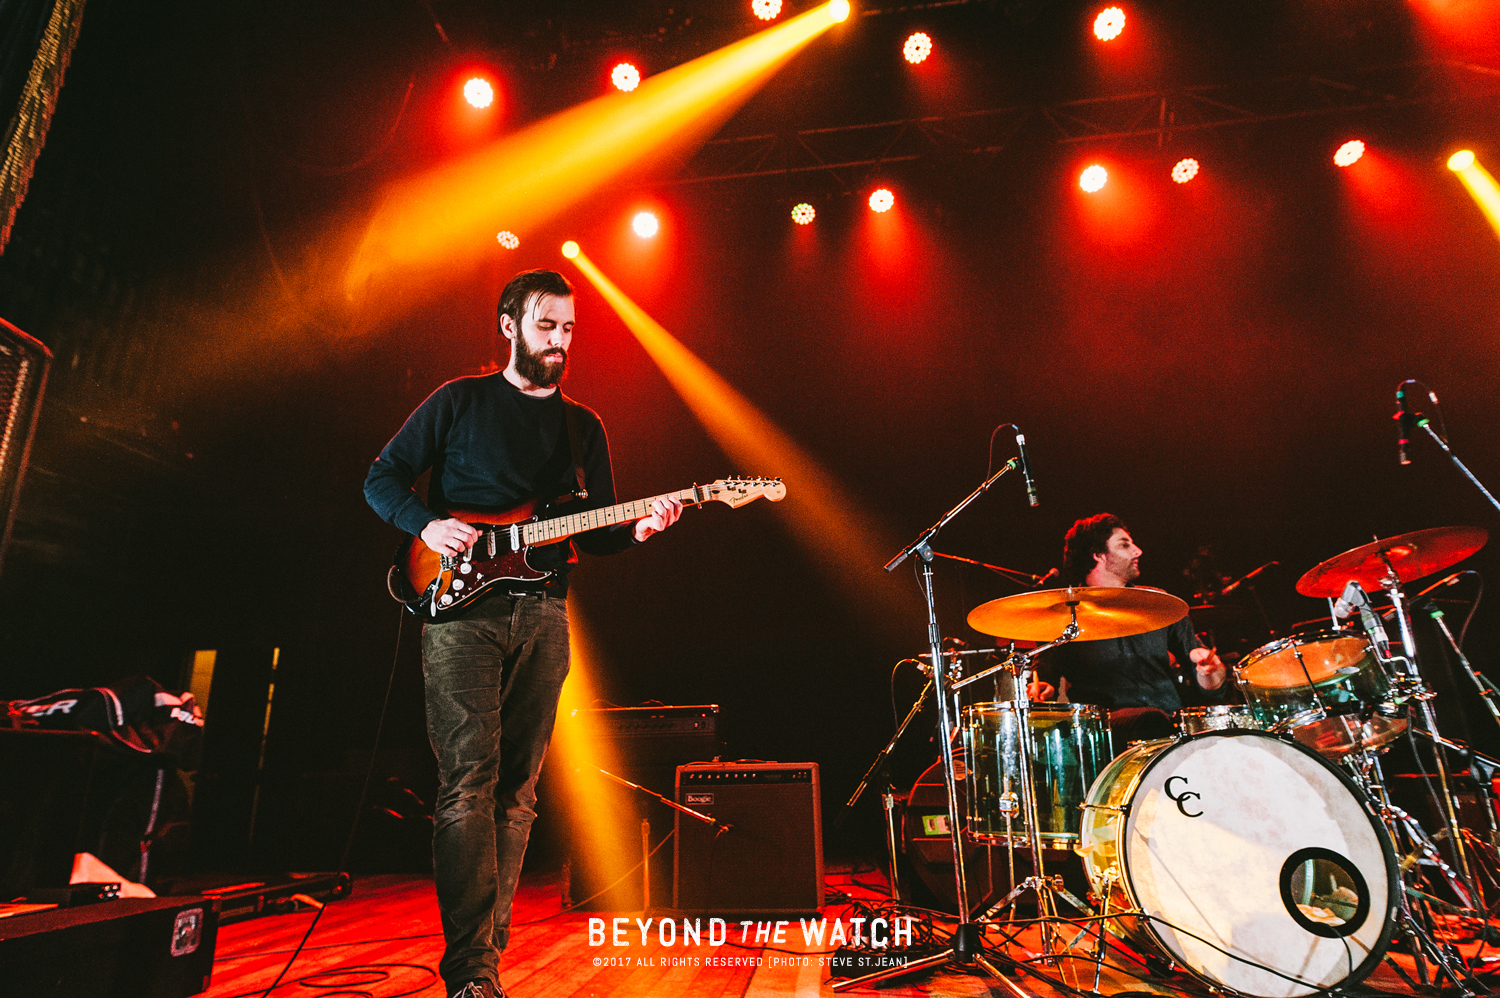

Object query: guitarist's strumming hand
[633,497,684,543]
[422,517,481,557]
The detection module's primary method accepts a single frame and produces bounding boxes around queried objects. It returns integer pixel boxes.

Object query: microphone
[1034,567,1060,588]
[1016,431,1039,507]
[1332,580,1364,620]
[1396,384,1414,466]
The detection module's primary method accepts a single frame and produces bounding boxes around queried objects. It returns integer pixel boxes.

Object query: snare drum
[1078,731,1398,998]
[1235,631,1408,758]
[961,702,1111,847]
[1177,705,1260,736]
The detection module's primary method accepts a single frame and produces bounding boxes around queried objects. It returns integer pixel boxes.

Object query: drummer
[1028,514,1236,745]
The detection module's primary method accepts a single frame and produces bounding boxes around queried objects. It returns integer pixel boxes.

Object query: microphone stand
[834,459,1026,994]
[929,551,1049,588]
[1417,418,1500,515]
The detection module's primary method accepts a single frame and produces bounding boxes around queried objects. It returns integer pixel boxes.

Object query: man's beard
[513,334,567,387]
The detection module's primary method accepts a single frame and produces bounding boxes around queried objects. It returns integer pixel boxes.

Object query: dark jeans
[422,591,571,991]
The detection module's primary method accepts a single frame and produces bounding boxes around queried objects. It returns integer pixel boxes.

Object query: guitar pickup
[488,528,497,558]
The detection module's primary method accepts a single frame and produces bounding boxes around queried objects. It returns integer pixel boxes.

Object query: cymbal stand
[1374,561,1480,895]
[845,459,1026,994]
[1347,749,1480,992]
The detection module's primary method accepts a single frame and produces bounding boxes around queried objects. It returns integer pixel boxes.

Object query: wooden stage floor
[204,869,1483,998]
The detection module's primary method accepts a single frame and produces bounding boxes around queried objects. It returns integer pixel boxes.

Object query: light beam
[1448,151,1500,244]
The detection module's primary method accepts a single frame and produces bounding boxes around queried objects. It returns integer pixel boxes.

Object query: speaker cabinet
[673,761,822,914]
[0,317,50,573]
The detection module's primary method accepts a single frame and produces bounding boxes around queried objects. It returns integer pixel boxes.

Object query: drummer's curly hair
[1062,513,1129,584]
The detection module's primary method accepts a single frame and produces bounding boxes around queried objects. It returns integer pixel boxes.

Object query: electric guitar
[390,477,786,617]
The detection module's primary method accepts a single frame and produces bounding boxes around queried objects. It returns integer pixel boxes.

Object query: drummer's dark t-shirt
[1038,615,1227,713]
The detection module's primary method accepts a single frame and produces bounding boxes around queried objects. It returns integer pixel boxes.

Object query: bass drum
[1078,731,1398,998]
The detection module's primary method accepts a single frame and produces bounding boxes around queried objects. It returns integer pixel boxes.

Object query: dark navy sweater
[364,373,636,594]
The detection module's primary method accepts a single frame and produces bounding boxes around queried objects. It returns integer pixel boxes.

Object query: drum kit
[851,518,1499,998]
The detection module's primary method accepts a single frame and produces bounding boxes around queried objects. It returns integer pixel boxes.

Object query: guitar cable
[237,606,412,998]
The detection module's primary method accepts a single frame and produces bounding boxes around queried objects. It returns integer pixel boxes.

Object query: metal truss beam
[672,60,1500,186]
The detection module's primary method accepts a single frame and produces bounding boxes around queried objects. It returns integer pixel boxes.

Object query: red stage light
[612,63,641,93]
[903,32,932,64]
[1334,140,1366,167]
[496,230,519,248]
[632,211,659,237]
[1079,164,1108,192]
[1171,158,1199,184]
[1094,7,1125,41]
[791,203,816,225]
[752,0,782,20]
[869,189,895,212]
[464,77,494,108]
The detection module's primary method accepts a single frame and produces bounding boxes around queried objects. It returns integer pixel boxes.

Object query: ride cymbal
[1295,526,1488,598]
[967,586,1189,642]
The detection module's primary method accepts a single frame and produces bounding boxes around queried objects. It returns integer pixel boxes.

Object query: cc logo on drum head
[1163,775,1203,818]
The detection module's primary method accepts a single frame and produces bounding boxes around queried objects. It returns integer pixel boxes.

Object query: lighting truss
[671,60,1500,186]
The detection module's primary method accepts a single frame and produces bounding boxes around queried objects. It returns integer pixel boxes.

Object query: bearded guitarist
[364,269,681,998]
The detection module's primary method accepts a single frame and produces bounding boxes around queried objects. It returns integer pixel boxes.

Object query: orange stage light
[1094,7,1125,41]
[753,0,782,20]
[1171,158,1199,184]
[564,247,917,644]
[561,240,580,259]
[1335,140,1366,167]
[1447,150,1500,245]
[463,77,494,108]
[903,32,932,64]
[869,188,894,212]
[612,63,641,93]
[791,202,816,224]
[1080,164,1108,192]
[829,0,850,21]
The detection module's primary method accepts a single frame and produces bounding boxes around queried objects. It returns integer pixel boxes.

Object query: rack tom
[1234,630,1407,759]
[1177,705,1260,736]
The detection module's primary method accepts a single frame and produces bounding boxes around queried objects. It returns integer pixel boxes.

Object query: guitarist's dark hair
[497,269,575,337]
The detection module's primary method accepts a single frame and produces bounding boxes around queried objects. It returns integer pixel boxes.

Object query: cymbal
[967,586,1189,642]
[1296,526,1488,598]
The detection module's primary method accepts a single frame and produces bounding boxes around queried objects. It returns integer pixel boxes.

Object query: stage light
[1447,150,1500,245]
[753,0,782,20]
[464,77,494,108]
[791,202,816,224]
[496,230,519,248]
[632,211,659,237]
[345,3,846,301]
[1079,164,1108,192]
[1334,140,1365,167]
[903,32,932,64]
[612,63,641,93]
[1094,7,1125,41]
[829,0,851,22]
[1171,158,1199,184]
[869,188,894,212]
[561,241,580,258]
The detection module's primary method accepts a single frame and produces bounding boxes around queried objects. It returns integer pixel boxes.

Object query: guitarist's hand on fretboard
[422,517,481,557]
[632,496,684,542]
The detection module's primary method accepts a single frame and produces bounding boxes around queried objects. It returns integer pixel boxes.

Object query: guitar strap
[562,398,589,500]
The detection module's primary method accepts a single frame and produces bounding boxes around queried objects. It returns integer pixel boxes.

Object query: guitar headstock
[704,477,787,508]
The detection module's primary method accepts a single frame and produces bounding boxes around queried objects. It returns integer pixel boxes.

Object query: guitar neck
[520,488,700,546]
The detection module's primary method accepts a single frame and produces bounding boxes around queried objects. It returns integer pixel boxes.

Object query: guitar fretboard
[520,488,704,546]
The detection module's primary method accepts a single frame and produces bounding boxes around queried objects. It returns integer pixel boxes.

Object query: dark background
[2,0,1499,872]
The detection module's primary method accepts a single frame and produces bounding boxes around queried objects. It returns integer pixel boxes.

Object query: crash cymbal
[1296,526,1488,598]
[967,586,1189,642]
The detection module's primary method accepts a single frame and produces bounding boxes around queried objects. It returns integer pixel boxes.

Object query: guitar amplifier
[674,761,823,914]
